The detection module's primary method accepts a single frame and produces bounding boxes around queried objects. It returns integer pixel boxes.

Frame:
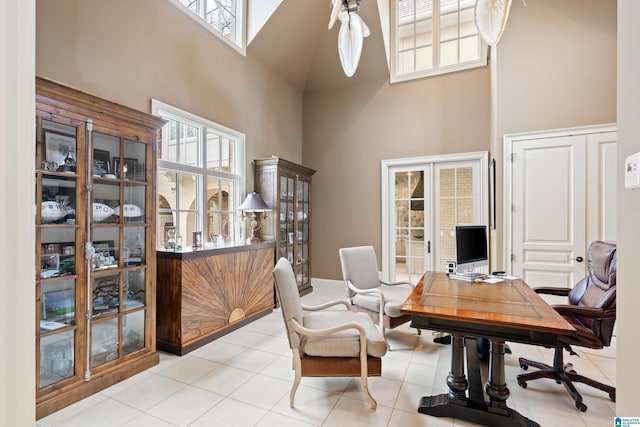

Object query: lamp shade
[237,192,271,212]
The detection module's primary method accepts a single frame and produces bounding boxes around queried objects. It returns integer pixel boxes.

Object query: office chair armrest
[302,299,351,312]
[380,279,415,289]
[553,305,616,319]
[533,287,571,297]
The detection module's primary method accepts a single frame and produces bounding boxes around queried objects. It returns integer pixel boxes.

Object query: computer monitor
[455,225,488,271]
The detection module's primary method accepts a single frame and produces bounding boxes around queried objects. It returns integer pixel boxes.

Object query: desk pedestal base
[418,394,539,427]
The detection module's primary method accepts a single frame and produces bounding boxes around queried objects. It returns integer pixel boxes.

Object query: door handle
[575,256,584,263]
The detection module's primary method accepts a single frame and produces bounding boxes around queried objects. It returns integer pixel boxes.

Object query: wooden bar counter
[156,242,275,355]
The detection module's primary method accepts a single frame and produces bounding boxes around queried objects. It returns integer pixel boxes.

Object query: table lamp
[238,192,271,244]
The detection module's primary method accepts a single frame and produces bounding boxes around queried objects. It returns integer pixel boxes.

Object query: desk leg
[486,340,510,413]
[447,335,468,400]
[417,336,540,427]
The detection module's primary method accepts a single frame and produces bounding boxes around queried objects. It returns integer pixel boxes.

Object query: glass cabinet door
[37,120,80,389]
[90,135,149,369]
[295,179,310,287]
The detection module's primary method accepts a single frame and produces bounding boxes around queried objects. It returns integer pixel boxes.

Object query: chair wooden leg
[290,350,302,408]
[359,349,376,409]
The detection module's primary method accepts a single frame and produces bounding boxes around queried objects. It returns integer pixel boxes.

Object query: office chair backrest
[273,257,304,350]
[339,246,382,297]
[567,241,617,346]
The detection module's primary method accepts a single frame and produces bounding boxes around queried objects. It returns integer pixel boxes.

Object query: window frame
[152,100,246,247]
[167,0,247,55]
[391,0,488,83]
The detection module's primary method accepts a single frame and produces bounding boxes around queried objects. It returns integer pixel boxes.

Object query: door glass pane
[123,310,145,356]
[395,170,426,283]
[40,228,76,278]
[91,227,119,271]
[93,133,120,178]
[124,227,145,267]
[123,140,147,181]
[93,182,119,225]
[40,330,75,388]
[123,183,146,224]
[439,165,475,270]
[41,280,76,328]
[124,269,146,311]
[92,318,119,368]
[41,176,76,225]
[42,121,77,173]
[92,273,120,318]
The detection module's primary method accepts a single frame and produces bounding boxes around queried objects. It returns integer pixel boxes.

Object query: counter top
[157,241,275,260]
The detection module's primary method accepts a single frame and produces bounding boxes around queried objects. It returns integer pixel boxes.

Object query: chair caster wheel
[609,393,616,402]
[518,381,527,389]
[576,402,587,412]
[520,364,528,370]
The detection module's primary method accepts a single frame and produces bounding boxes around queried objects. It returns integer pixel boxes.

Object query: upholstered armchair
[272,257,388,409]
[338,246,419,342]
[517,240,617,412]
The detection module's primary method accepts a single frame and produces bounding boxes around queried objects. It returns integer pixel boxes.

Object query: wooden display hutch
[254,157,315,296]
[35,78,165,419]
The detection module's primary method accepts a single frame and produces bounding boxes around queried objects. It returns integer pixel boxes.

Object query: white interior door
[506,126,617,288]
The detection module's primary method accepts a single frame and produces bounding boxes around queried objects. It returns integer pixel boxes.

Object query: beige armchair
[272,257,388,409]
[339,245,419,342]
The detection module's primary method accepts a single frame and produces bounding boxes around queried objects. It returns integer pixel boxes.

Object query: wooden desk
[401,271,576,427]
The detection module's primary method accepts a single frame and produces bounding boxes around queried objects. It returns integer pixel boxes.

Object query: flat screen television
[455,225,488,271]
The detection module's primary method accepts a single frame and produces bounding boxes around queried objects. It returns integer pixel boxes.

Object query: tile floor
[38,279,616,426]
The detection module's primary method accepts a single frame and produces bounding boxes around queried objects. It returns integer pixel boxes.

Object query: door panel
[587,132,617,243]
[512,135,586,288]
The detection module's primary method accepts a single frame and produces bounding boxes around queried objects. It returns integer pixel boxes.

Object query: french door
[382,152,489,282]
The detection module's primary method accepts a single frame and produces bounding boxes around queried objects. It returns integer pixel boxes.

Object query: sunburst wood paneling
[157,243,275,354]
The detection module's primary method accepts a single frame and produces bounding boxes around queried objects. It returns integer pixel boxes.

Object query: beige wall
[303,69,491,279]
[36,0,303,184]
[304,0,616,280]
[492,0,617,269]
[616,0,640,415]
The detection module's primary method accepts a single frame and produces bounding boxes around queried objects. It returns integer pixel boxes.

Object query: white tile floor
[38,280,617,427]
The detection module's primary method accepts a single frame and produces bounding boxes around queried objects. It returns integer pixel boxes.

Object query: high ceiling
[247,0,390,93]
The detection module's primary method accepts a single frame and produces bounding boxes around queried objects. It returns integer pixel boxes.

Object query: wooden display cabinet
[35,78,166,419]
[254,157,315,296]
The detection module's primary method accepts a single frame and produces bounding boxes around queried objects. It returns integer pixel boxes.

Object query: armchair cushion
[301,311,388,358]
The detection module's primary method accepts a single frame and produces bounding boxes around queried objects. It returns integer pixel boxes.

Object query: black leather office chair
[516,241,617,412]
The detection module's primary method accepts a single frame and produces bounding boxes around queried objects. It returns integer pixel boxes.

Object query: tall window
[392,0,487,82]
[170,0,245,53]
[152,100,245,248]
